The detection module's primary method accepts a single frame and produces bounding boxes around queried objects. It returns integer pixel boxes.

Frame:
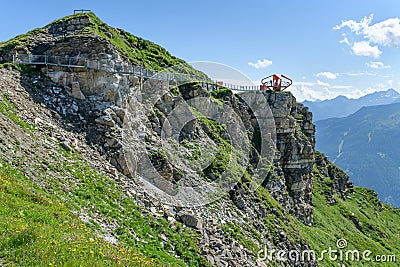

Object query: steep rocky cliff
[1,13,399,267]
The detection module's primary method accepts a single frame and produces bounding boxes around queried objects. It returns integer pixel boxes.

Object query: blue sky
[1,0,400,101]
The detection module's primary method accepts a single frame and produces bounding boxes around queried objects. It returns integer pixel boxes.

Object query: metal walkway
[13,54,261,91]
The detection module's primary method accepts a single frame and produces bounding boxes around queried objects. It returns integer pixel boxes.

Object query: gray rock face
[48,17,91,37]
[178,212,203,229]
[266,93,315,225]
[208,90,316,225]
[95,115,115,127]
[70,82,85,100]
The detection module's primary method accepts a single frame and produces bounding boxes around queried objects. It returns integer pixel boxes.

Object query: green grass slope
[0,160,157,266]
[0,147,209,266]
[299,155,400,266]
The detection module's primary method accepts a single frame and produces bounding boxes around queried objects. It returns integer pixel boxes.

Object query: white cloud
[343,71,373,77]
[343,71,391,78]
[317,80,330,87]
[248,58,272,69]
[334,14,374,34]
[351,41,381,58]
[291,83,339,102]
[334,14,400,57]
[331,85,353,89]
[339,37,350,45]
[291,81,356,102]
[364,17,400,46]
[366,61,391,69]
[316,71,337,79]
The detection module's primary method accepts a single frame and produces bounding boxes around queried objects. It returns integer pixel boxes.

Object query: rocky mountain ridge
[302,88,400,121]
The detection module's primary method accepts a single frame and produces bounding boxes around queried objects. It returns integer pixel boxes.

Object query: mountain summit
[0,12,205,77]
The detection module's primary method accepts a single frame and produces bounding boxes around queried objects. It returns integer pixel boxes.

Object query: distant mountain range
[302,89,400,121]
[315,102,400,207]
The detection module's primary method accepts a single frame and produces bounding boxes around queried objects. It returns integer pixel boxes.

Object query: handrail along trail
[13,54,262,91]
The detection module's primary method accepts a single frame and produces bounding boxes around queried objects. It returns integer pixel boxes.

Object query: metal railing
[74,9,92,14]
[12,54,262,91]
[13,54,200,82]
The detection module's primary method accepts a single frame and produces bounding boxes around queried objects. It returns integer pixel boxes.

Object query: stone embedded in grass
[178,211,203,229]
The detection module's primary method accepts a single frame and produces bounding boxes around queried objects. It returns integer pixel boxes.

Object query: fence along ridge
[13,54,260,91]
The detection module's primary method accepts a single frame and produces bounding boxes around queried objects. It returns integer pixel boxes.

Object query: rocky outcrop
[314,152,354,205]
[47,16,91,37]
[0,13,137,109]
[263,94,315,225]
